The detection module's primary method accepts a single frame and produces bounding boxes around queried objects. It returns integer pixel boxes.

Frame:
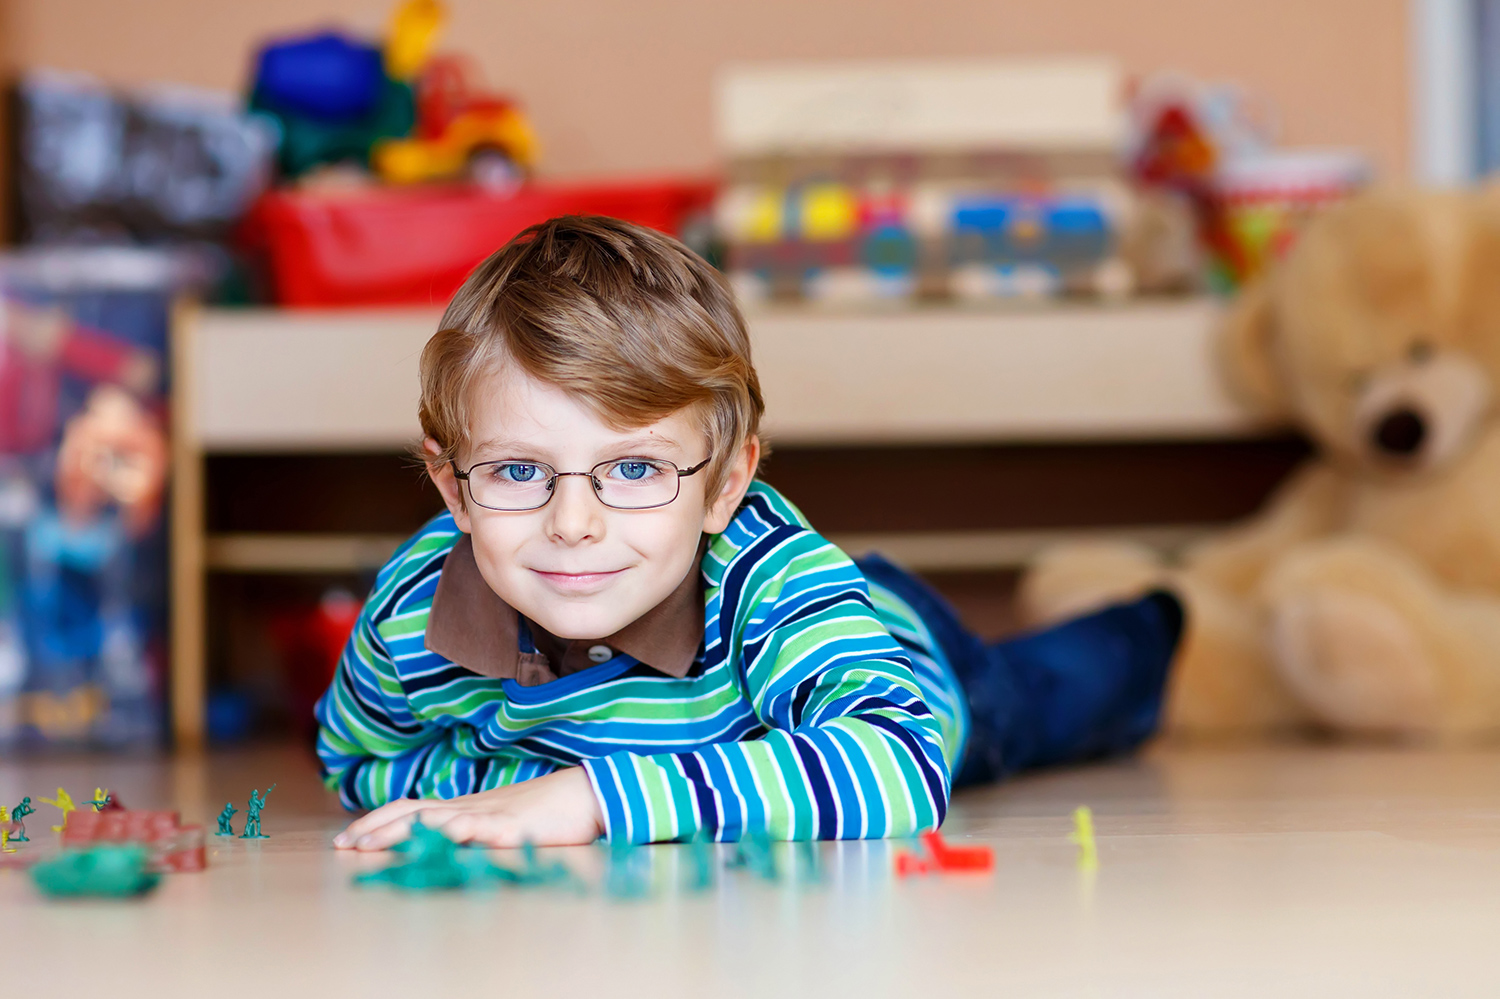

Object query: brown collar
[424,534,704,686]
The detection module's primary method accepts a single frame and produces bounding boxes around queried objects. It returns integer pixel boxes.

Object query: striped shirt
[315,481,967,843]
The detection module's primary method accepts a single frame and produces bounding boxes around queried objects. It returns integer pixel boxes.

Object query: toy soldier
[40,788,76,833]
[238,785,275,840]
[215,802,238,837]
[9,797,35,842]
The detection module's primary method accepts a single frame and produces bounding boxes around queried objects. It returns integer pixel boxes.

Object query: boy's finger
[336,799,425,846]
[353,808,440,851]
[427,811,475,843]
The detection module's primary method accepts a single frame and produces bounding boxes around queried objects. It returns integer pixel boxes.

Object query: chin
[526,600,635,641]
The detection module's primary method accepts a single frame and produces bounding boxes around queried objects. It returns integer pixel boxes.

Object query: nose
[544,472,604,543]
[1372,407,1427,457]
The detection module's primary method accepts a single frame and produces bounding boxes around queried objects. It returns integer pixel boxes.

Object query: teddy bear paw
[1270,587,1441,736]
[1017,540,1167,627]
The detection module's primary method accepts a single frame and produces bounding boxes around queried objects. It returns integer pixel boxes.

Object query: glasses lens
[594,458,680,509]
[468,461,554,510]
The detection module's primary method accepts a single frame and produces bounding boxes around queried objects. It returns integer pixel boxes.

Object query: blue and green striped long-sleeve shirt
[314,481,967,843]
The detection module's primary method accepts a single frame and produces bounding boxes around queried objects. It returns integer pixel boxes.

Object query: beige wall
[5,0,1412,180]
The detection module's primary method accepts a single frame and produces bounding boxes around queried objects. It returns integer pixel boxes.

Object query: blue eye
[617,461,651,481]
[499,463,543,483]
[605,459,670,484]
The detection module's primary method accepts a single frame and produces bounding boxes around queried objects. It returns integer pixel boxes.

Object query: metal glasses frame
[451,456,712,511]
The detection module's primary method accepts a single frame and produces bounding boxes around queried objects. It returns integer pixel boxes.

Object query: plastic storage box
[241,178,717,307]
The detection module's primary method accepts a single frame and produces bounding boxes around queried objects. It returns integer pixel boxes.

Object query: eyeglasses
[451,456,711,512]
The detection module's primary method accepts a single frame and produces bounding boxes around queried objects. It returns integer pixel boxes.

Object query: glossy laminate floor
[2,741,1497,998]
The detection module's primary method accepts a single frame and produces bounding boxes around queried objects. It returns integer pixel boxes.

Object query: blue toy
[252,33,385,122]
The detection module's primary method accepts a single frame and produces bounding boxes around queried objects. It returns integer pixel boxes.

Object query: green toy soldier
[238,785,275,840]
[10,797,35,842]
[215,802,238,837]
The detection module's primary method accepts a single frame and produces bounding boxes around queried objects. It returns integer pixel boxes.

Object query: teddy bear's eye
[1409,341,1435,364]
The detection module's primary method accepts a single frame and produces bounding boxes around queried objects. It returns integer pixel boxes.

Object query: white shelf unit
[192,297,1257,451]
[169,297,1264,746]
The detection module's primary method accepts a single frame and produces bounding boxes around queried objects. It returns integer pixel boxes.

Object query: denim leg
[854,554,1183,789]
[955,590,1184,786]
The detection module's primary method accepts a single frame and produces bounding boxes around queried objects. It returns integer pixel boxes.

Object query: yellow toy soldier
[40,788,77,833]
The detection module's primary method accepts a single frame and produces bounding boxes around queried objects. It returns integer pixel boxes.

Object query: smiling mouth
[531,568,626,592]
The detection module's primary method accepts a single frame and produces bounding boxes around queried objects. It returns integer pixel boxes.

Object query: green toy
[602,838,651,899]
[728,832,778,882]
[491,841,576,889]
[215,803,238,837]
[355,820,501,891]
[9,797,35,842]
[238,785,275,839]
[31,845,161,898]
[794,840,823,885]
[681,831,717,892]
[250,75,415,179]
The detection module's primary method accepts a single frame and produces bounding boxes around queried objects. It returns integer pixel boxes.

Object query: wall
[4,0,1412,180]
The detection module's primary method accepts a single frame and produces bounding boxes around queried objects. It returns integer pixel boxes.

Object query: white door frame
[1412,0,1480,183]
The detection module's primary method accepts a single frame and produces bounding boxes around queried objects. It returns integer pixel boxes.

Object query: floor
[3,742,1499,998]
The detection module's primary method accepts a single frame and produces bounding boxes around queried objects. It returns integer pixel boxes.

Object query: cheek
[467,515,534,571]
[619,507,705,558]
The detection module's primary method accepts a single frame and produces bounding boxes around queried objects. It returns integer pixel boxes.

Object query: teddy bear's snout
[1350,351,1491,470]
[1371,407,1427,457]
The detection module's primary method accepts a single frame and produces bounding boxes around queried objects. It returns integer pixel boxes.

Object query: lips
[530,568,626,594]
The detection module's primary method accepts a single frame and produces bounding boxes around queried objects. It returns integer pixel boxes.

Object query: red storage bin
[241,177,717,307]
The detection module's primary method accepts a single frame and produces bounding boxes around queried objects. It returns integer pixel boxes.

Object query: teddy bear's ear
[1218,278,1289,417]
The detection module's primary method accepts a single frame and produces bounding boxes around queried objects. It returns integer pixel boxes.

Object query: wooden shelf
[190,298,1267,453]
[206,533,410,574]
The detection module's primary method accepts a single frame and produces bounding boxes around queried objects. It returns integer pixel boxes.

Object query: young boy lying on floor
[317,216,1183,849]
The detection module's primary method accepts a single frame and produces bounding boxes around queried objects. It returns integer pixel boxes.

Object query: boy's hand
[332,767,604,851]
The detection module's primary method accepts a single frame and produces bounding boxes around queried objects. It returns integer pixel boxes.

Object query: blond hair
[417,215,764,501]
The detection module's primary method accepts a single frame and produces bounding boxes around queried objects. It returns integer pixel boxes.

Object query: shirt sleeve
[580,529,953,843]
[314,611,550,809]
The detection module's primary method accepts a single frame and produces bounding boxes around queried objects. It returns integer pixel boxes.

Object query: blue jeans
[856,554,1183,788]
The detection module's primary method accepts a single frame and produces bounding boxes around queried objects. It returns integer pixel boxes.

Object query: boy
[319,216,1182,849]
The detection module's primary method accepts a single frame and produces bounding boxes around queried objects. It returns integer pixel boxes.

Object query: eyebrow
[468,433,685,462]
[609,433,685,454]
[469,437,537,460]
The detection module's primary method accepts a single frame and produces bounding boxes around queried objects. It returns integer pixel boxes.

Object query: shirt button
[587,644,613,663]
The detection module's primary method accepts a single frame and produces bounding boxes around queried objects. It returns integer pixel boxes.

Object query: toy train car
[717,181,1135,305]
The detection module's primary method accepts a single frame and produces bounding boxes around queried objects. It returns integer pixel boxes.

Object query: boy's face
[428,365,758,641]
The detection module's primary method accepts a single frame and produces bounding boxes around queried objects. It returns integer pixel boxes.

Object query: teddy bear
[1018,187,1500,742]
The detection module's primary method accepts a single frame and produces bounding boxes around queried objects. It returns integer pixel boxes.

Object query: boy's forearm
[583,712,949,844]
[318,726,555,810]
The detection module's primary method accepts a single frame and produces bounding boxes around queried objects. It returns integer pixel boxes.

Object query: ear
[424,438,472,533]
[1218,277,1289,417]
[702,436,762,535]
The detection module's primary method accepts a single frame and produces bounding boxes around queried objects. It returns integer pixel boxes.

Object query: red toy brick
[919,830,995,873]
[62,810,206,872]
[894,851,932,877]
